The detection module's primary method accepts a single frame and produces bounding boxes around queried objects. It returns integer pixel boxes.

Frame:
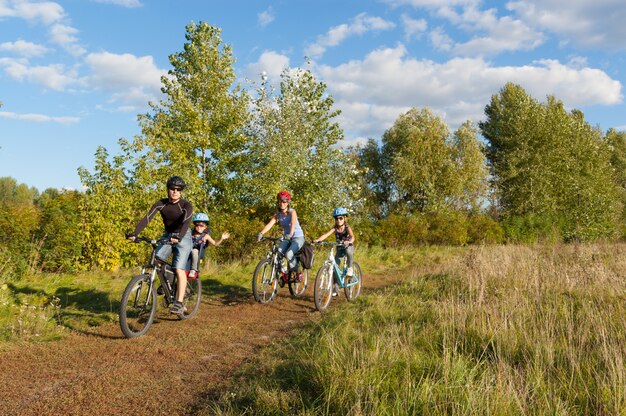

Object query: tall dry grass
[206,243,626,415]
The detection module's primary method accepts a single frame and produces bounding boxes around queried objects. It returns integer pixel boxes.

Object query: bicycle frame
[136,237,178,305]
[263,237,285,281]
[321,243,358,289]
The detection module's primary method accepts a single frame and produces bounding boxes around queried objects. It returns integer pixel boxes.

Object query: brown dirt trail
[0,269,400,415]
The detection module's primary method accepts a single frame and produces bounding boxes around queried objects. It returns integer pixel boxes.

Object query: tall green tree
[480,83,620,240]
[79,22,251,269]
[132,21,250,216]
[36,189,84,272]
[247,67,355,230]
[364,108,487,215]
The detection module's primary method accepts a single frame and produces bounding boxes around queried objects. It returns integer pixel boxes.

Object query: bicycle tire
[314,264,333,311]
[119,274,157,338]
[344,262,362,301]
[252,258,278,303]
[288,269,308,298]
[178,277,202,319]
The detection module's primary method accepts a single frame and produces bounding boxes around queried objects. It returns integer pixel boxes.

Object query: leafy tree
[356,139,393,219]
[131,21,250,216]
[79,22,251,269]
[480,83,620,240]
[247,67,355,231]
[36,189,84,272]
[360,108,488,216]
[606,128,626,220]
[0,177,38,205]
[78,147,144,269]
[450,121,489,212]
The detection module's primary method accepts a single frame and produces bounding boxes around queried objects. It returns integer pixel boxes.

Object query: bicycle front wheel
[344,262,362,301]
[119,274,157,338]
[288,269,308,298]
[314,265,333,311]
[179,277,202,320]
[252,259,278,303]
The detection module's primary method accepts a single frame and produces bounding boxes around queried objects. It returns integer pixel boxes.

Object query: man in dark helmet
[128,176,193,314]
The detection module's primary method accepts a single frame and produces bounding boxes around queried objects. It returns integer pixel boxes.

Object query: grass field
[3,243,626,414]
[201,243,626,415]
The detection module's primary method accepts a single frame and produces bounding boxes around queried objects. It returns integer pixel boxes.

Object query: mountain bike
[313,241,362,311]
[252,237,308,303]
[119,236,202,338]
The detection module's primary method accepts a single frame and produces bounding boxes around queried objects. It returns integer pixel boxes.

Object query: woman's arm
[258,215,277,240]
[260,215,277,234]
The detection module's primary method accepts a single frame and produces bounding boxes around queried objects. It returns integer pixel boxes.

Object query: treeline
[2,22,626,279]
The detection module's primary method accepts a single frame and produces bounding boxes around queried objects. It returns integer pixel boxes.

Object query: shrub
[467,213,505,244]
[426,210,469,245]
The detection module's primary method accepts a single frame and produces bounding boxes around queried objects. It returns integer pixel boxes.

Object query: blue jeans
[335,245,354,269]
[156,232,193,270]
[279,236,305,271]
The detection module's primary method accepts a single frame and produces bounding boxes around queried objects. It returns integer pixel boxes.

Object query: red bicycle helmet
[277,191,292,201]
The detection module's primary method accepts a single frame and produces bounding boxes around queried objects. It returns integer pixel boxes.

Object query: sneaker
[188,270,198,279]
[170,301,185,315]
[157,286,164,295]
[347,267,354,277]
[294,272,303,283]
[332,283,339,297]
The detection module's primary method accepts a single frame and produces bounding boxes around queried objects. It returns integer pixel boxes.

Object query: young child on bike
[257,191,305,285]
[128,175,193,314]
[189,212,230,278]
[313,207,355,294]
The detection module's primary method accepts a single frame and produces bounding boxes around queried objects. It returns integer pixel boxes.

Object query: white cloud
[0,110,79,123]
[0,39,49,57]
[49,23,85,56]
[401,14,427,41]
[258,7,274,27]
[314,45,623,140]
[84,51,165,105]
[245,50,290,82]
[93,0,142,8]
[305,13,395,58]
[0,57,78,90]
[508,0,626,51]
[432,4,544,55]
[2,0,66,25]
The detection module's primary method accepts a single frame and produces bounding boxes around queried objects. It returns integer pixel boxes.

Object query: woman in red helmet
[257,191,306,283]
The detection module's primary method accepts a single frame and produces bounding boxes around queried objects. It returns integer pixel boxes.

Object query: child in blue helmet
[189,213,230,278]
[314,207,356,293]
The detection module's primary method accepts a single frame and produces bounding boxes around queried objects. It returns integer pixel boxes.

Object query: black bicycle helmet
[166,175,186,190]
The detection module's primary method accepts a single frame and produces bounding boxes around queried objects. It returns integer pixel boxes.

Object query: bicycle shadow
[8,283,123,339]
[200,277,253,306]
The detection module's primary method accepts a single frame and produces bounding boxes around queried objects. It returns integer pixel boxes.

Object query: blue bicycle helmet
[193,213,209,224]
[333,207,348,217]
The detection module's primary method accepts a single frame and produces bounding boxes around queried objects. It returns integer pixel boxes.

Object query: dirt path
[0,268,403,415]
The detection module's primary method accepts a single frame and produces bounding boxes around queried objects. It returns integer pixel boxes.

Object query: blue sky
[1,0,625,191]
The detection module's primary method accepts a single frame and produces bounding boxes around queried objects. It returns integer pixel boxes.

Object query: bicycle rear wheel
[119,274,157,338]
[344,262,362,301]
[288,269,308,298]
[314,265,333,311]
[252,258,278,303]
[179,277,202,319]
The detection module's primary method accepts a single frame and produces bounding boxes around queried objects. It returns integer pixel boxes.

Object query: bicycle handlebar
[313,241,352,248]
[129,235,172,246]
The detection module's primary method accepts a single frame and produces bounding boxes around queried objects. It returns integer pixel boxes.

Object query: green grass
[0,245,432,343]
[202,243,626,415]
